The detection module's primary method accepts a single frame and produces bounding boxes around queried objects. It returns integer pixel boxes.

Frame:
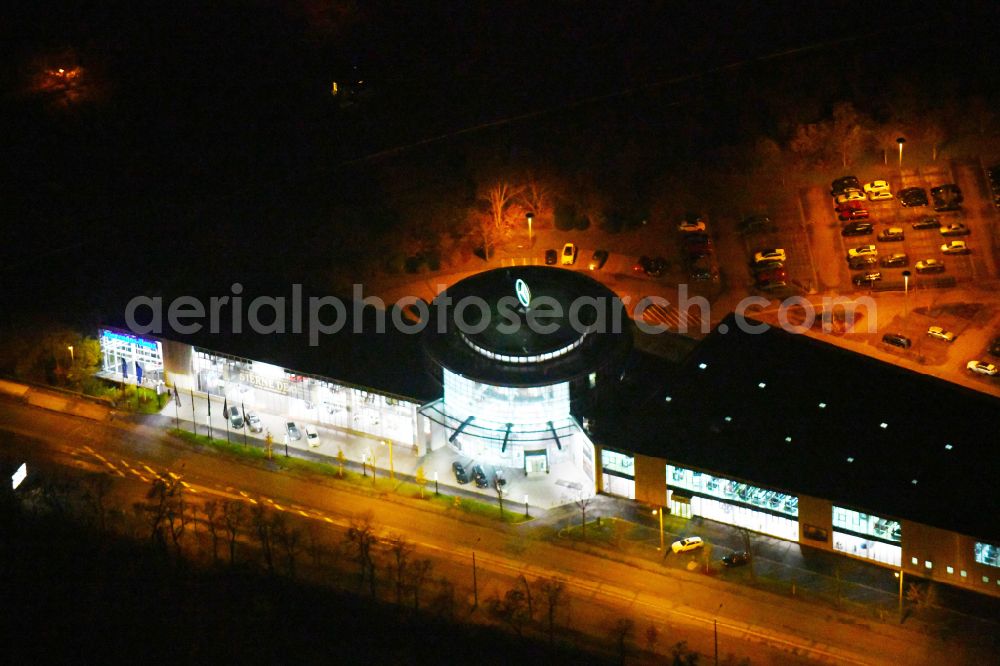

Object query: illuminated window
[946,566,954,574]
[960,570,967,578]
[984,576,990,584]
[911,557,918,565]
[974,542,1000,568]
[832,507,901,543]
[925,561,932,569]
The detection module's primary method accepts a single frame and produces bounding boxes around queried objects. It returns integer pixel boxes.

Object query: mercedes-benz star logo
[515,278,531,309]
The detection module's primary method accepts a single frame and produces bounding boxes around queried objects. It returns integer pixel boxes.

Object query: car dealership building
[100,267,1000,598]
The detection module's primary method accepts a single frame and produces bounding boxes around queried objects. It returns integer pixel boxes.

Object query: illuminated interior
[443,371,569,426]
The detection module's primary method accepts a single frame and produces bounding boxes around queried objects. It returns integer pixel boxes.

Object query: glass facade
[191,349,417,445]
[667,465,798,517]
[832,506,902,567]
[975,542,1000,568]
[99,328,164,383]
[602,450,634,477]
[443,372,569,426]
[666,465,799,540]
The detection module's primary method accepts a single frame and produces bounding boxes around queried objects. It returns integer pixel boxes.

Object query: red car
[755,267,787,288]
[838,207,869,221]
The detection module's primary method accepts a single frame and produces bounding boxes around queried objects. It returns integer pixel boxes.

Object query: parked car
[753,248,786,264]
[755,266,787,289]
[852,271,882,286]
[898,187,929,207]
[246,411,263,433]
[882,333,912,349]
[452,461,470,484]
[864,179,891,194]
[739,215,773,234]
[926,326,956,342]
[471,464,489,488]
[544,248,558,265]
[722,551,751,568]
[305,425,320,447]
[841,221,873,236]
[831,176,861,197]
[880,253,909,268]
[589,249,609,270]
[941,240,970,255]
[849,255,878,270]
[286,421,302,441]
[989,337,1000,357]
[916,259,945,274]
[966,360,998,376]
[847,244,877,259]
[561,243,578,265]
[867,189,893,201]
[678,212,706,233]
[877,227,905,242]
[931,184,963,211]
[671,536,705,554]
[683,233,714,257]
[688,254,719,281]
[838,208,870,221]
[635,255,666,276]
[228,405,244,429]
[911,216,941,230]
[494,468,507,489]
[835,189,866,205]
[940,223,969,237]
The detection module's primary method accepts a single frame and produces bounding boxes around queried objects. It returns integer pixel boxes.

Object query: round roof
[422,266,633,387]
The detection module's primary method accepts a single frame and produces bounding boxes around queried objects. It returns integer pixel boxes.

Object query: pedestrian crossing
[637,301,706,333]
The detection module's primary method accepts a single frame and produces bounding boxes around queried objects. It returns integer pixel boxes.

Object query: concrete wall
[797,494,833,549]
[162,339,193,389]
[633,453,665,506]
[902,521,1000,598]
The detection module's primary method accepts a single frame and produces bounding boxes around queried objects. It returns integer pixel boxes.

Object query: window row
[667,465,798,517]
[832,506,901,543]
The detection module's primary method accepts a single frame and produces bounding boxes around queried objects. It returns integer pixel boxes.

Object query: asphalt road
[4,399,995,665]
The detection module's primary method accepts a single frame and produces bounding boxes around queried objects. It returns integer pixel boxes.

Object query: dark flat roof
[611,314,1000,542]
[423,266,633,387]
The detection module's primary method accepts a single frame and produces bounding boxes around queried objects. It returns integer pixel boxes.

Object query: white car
[941,240,970,255]
[967,360,998,376]
[753,248,786,264]
[926,326,956,342]
[864,179,891,193]
[678,218,706,233]
[867,189,893,201]
[305,425,321,447]
[847,245,877,259]
[671,536,705,553]
[561,243,578,265]
[835,189,867,204]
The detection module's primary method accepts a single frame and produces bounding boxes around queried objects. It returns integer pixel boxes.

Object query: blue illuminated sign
[100,329,159,351]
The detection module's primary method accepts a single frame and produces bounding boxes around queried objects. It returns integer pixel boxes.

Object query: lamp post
[524,494,530,518]
[67,345,74,364]
[897,137,906,168]
[526,212,534,247]
[895,569,904,619]
[902,270,911,319]
[434,471,439,496]
[652,508,664,551]
[714,602,724,666]
[383,439,394,480]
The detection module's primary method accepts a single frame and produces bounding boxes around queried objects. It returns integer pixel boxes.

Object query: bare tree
[203,500,221,564]
[137,476,184,553]
[83,474,113,532]
[274,513,302,579]
[429,576,456,620]
[489,587,532,638]
[830,102,866,168]
[495,478,506,518]
[222,500,245,565]
[575,494,593,541]
[644,624,660,653]
[251,503,275,574]
[671,640,699,666]
[610,617,634,665]
[346,512,379,596]
[415,466,427,499]
[304,523,326,568]
[387,533,414,605]
[736,527,756,580]
[164,491,189,559]
[405,558,434,611]
[536,577,567,646]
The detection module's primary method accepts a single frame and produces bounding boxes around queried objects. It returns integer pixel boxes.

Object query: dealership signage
[515,278,531,309]
[238,372,290,395]
[11,463,26,490]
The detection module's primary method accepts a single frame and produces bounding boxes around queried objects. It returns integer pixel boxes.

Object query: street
[3,397,996,664]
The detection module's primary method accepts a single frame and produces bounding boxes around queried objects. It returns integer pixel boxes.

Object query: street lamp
[383,439,394,480]
[652,508,664,551]
[896,137,906,168]
[67,345,74,364]
[902,270,911,319]
[434,471,439,496]
[524,494,530,518]
[895,569,904,619]
[714,602,724,666]
[526,212,534,247]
